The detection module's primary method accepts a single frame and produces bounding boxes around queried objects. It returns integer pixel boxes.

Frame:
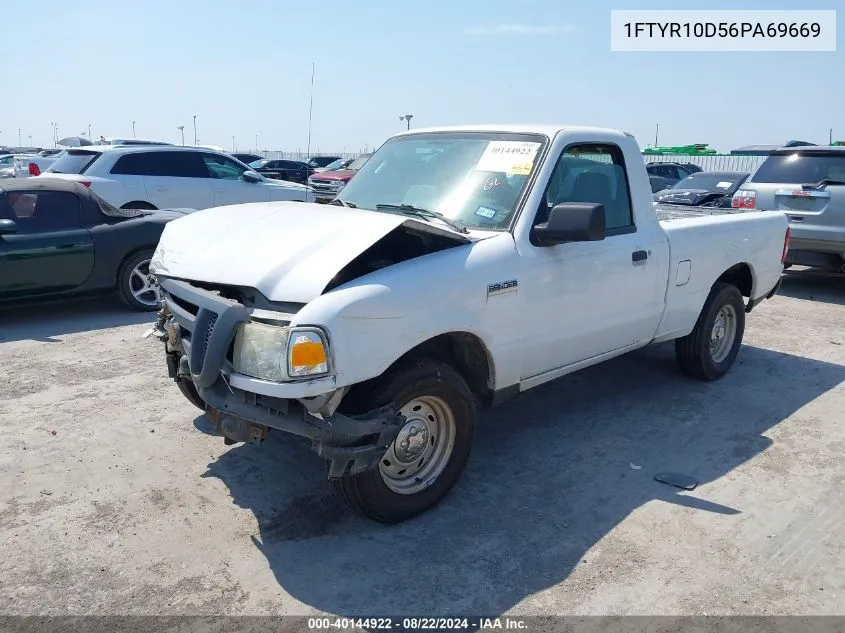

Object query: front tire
[675,282,746,381]
[333,359,476,524]
[117,249,160,311]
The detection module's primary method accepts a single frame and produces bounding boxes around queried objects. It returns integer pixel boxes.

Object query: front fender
[291,233,522,389]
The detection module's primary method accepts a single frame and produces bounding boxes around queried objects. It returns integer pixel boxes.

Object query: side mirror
[533,202,606,246]
[0,219,18,235]
[242,170,262,183]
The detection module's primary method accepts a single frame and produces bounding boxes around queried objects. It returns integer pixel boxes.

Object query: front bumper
[158,277,403,477]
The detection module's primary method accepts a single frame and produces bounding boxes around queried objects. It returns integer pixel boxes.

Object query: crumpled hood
[654,188,725,206]
[150,201,469,303]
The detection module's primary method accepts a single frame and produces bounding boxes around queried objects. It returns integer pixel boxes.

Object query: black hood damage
[324,223,469,293]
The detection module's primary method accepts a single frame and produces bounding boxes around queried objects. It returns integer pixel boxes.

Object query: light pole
[131,121,136,138]
[399,114,414,130]
[18,128,22,147]
[255,134,258,153]
[232,136,236,152]
[177,126,185,145]
[88,124,92,140]
[28,135,32,146]
[193,115,197,146]
[306,62,315,160]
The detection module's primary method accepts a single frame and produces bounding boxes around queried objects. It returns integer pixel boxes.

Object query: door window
[539,143,634,233]
[0,191,82,233]
[201,154,249,180]
[111,151,209,177]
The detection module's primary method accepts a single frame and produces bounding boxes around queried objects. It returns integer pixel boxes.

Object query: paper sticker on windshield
[716,181,732,189]
[475,206,497,219]
[475,141,541,176]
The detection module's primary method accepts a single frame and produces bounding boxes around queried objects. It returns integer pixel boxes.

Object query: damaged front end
[145,280,405,478]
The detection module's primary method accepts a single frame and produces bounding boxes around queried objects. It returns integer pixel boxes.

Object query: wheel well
[120,201,157,210]
[716,263,753,297]
[115,246,157,286]
[341,332,495,412]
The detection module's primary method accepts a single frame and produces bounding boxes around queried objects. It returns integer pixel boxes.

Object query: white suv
[39,145,314,210]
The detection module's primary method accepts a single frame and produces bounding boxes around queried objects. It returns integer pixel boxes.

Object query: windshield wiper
[375,203,468,234]
[329,198,357,208]
[804,178,845,190]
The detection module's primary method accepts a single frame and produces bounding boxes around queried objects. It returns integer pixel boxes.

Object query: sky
[2,0,842,154]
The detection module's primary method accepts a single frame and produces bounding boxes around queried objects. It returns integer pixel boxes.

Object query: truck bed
[654,203,750,222]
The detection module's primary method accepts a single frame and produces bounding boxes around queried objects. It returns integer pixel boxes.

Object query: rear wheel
[675,282,746,381]
[333,360,476,523]
[117,249,160,311]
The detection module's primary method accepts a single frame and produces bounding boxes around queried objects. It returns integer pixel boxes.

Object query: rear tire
[177,376,206,411]
[333,359,476,524]
[675,282,746,381]
[117,249,160,311]
[120,201,157,210]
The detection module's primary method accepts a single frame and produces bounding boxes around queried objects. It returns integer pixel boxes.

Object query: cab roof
[391,124,633,140]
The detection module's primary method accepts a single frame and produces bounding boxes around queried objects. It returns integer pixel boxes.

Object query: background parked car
[314,157,354,173]
[13,151,65,178]
[0,154,16,178]
[654,171,750,207]
[306,155,342,170]
[247,158,314,184]
[39,145,314,210]
[649,174,675,193]
[645,162,702,188]
[307,153,371,202]
[0,178,190,310]
[231,153,263,165]
[733,146,845,272]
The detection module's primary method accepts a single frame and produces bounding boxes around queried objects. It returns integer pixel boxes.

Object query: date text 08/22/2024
[306,616,528,630]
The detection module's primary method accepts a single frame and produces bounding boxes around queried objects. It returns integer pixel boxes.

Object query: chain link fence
[641,153,769,174]
[250,150,771,174]
[256,150,364,161]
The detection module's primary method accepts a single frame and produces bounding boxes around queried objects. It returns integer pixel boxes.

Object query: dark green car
[0,178,189,311]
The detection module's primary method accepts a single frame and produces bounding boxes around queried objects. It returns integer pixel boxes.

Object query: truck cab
[148,125,789,524]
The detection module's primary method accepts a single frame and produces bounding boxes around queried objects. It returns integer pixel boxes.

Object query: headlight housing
[232,322,330,382]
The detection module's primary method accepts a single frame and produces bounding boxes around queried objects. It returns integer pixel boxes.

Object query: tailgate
[744,150,845,236]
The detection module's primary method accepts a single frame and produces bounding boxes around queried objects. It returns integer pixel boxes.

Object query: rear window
[751,152,845,184]
[46,150,100,175]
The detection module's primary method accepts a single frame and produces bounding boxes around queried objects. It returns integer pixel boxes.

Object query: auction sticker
[475,141,541,176]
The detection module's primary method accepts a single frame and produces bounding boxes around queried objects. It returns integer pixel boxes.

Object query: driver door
[203,153,271,206]
[518,143,664,380]
[0,189,95,299]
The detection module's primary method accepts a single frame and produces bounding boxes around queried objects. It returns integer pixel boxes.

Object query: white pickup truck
[147,125,789,523]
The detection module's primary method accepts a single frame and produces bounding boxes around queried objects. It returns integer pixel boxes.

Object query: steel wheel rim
[710,304,737,363]
[128,258,160,307]
[378,395,456,495]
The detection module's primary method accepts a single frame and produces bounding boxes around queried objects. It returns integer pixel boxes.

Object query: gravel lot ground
[0,271,843,619]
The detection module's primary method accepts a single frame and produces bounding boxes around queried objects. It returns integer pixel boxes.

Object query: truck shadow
[778,270,845,306]
[0,297,152,343]
[201,343,845,621]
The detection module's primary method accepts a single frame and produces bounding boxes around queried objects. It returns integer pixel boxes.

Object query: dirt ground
[0,271,843,618]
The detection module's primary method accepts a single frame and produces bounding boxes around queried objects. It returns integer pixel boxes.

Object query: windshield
[337,132,546,232]
[45,150,98,174]
[671,173,746,192]
[249,159,269,168]
[752,152,845,184]
[322,158,346,171]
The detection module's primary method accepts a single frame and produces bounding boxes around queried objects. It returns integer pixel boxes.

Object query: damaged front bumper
[152,277,404,478]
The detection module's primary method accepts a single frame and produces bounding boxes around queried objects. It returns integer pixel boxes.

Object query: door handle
[632,250,648,262]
